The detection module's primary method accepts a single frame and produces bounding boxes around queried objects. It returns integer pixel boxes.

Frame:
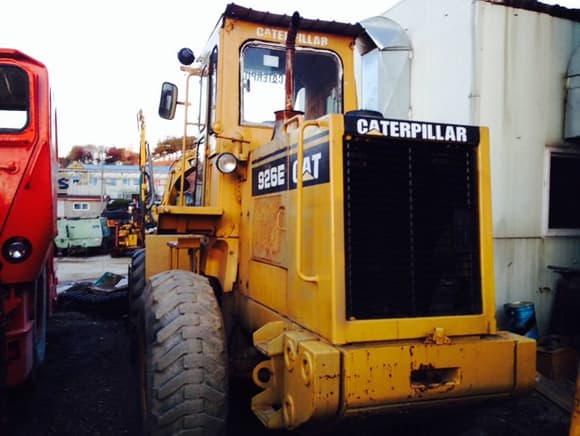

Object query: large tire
[128,249,146,355]
[57,287,128,315]
[138,270,228,436]
[128,250,146,320]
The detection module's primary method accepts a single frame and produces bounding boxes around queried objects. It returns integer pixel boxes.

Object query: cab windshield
[0,65,29,131]
[240,43,342,125]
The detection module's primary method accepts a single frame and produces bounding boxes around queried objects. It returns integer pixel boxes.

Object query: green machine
[55,217,110,256]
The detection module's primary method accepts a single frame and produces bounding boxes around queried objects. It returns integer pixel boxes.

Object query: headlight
[215,153,238,174]
[2,237,32,263]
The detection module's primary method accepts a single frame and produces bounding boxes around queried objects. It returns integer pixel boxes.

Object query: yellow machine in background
[130,4,536,435]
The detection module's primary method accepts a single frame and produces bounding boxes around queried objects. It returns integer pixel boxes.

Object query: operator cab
[159,45,343,124]
[156,4,366,212]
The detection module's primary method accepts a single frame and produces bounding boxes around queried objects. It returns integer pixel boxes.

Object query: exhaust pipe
[273,11,303,138]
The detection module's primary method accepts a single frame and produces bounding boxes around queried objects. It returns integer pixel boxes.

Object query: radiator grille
[344,136,482,319]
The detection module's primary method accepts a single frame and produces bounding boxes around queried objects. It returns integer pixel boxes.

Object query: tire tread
[142,269,227,436]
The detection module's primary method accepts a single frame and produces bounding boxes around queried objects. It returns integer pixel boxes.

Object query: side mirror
[159,82,178,120]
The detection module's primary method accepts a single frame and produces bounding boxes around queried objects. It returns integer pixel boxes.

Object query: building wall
[383,0,580,333]
[58,163,170,203]
[58,197,104,219]
[385,0,475,125]
[477,2,579,237]
[478,2,580,332]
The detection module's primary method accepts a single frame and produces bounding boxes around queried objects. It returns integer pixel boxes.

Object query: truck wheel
[138,270,228,436]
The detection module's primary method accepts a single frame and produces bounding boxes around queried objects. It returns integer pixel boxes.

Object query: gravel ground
[55,254,131,287]
[4,309,138,436]
[1,255,573,436]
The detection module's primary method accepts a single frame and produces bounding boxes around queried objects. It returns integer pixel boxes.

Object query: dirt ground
[1,255,574,436]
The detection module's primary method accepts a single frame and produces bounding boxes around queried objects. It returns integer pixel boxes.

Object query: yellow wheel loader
[130,4,536,435]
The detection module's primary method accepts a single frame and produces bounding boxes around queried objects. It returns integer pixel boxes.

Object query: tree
[67,145,97,164]
[60,145,139,167]
[153,136,197,159]
[105,147,139,165]
[105,147,123,164]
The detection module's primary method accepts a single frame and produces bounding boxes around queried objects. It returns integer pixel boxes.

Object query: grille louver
[344,136,482,320]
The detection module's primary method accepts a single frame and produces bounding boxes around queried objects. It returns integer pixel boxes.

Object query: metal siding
[565,46,580,140]
[477,2,578,238]
[385,0,474,125]
[477,3,580,335]
[494,237,580,335]
[383,0,580,335]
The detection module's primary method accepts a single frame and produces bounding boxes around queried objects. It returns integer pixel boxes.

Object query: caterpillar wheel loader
[130,4,536,435]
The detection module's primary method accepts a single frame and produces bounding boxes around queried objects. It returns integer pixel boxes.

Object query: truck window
[240,43,342,125]
[0,65,29,131]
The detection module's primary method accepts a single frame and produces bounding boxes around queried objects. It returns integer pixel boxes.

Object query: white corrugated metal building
[359,0,580,333]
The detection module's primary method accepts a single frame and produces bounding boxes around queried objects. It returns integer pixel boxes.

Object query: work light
[215,153,239,174]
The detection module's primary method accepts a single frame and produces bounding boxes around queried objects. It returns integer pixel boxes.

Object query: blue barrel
[504,301,538,339]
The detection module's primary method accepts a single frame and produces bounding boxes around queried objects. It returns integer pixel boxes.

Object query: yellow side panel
[249,261,288,316]
[205,237,239,293]
[251,195,287,266]
[287,182,335,334]
[145,235,173,279]
[477,128,497,333]
[284,121,341,340]
[512,332,537,394]
[144,234,189,279]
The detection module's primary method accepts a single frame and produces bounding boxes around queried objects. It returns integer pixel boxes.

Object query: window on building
[73,202,89,211]
[547,150,580,234]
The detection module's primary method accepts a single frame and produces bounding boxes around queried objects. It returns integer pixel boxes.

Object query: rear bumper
[341,331,536,414]
[251,323,536,430]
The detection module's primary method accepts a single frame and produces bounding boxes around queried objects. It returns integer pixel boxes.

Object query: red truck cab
[0,48,58,386]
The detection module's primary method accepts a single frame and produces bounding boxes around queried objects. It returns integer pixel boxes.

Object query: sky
[3,0,578,157]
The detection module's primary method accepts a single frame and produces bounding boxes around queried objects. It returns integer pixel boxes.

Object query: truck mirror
[159,82,178,120]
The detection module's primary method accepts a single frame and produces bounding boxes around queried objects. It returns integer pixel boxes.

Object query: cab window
[240,43,342,125]
[0,65,29,131]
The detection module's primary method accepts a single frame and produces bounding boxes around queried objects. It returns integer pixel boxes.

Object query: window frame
[543,147,580,236]
[72,202,90,211]
[239,41,343,127]
[0,64,30,133]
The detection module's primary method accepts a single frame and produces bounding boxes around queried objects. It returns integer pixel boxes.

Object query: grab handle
[295,120,325,283]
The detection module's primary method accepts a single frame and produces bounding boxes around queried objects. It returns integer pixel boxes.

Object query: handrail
[177,72,195,206]
[295,120,323,283]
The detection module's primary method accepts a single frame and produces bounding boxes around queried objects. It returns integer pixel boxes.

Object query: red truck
[0,49,58,387]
